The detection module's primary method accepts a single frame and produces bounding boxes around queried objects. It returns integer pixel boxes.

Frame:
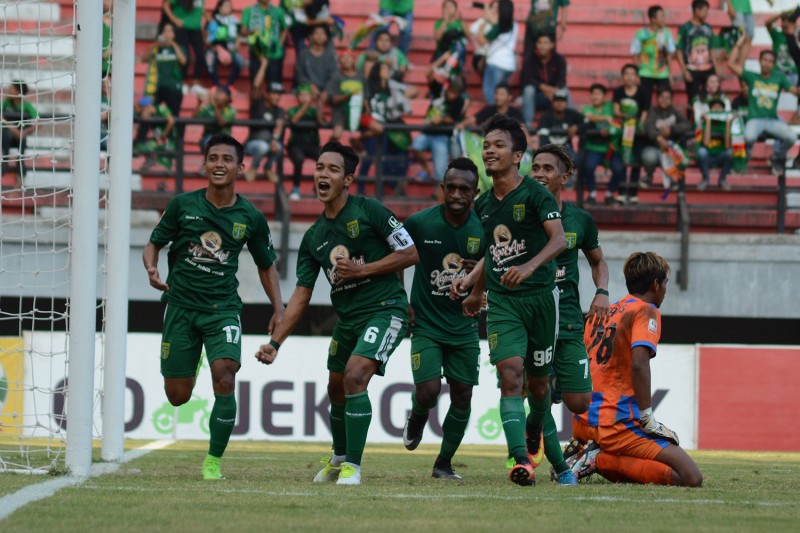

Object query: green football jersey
[149,189,277,312]
[556,202,599,339]
[475,177,561,295]
[404,205,485,341]
[296,195,410,317]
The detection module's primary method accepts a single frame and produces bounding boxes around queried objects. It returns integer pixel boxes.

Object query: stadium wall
[7,333,799,452]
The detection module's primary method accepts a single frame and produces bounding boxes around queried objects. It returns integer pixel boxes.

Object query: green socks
[344,391,372,466]
[330,402,347,457]
[526,393,550,429]
[439,406,471,462]
[499,396,528,464]
[542,409,568,474]
[208,393,236,458]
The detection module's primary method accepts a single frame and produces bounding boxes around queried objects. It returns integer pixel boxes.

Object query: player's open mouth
[212,170,227,177]
[484,158,497,165]
[317,181,331,192]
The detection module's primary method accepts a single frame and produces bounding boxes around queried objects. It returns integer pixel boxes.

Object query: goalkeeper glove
[639,407,680,446]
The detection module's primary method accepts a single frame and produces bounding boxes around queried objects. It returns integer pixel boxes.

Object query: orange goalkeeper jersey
[577,294,662,427]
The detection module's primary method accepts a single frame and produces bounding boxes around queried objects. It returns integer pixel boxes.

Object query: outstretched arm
[255,285,313,365]
[258,264,285,334]
[584,246,610,325]
[143,241,169,291]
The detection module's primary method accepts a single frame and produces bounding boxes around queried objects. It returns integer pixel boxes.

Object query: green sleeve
[403,212,419,241]
[356,52,365,72]
[224,106,237,122]
[295,229,320,288]
[485,24,500,41]
[534,186,561,225]
[397,49,408,68]
[149,196,181,246]
[781,73,792,92]
[24,102,38,119]
[582,213,600,252]
[676,24,686,50]
[740,71,754,86]
[711,32,722,50]
[434,19,443,32]
[241,7,251,29]
[247,212,277,269]
[364,198,406,241]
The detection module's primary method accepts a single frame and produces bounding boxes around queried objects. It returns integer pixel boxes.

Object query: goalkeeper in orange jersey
[569,251,702,487]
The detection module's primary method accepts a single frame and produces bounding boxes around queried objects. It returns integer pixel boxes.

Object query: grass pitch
[2,441,799,532]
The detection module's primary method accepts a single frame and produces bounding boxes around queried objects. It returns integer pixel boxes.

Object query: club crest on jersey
[488,333,498,351]
[232,222,246,240]
[648,318,658,333]
[411,353,421,371]
[467,237,481,254]
[160,342,170,360]
[512,204,525,222]
[565,232,577,249]
[346,220,360,238]
[329,339,339,356]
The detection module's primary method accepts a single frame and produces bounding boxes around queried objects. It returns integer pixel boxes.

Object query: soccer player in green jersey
[532,143,610,485]
[401,157,485,480]
[143,134,285,480]
[453,114,566,486]
[255,142,418,486]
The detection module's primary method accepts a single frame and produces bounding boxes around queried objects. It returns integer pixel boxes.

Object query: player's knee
[166,390,191,406]
[678,466,703,488]
[342,372,369,395]
[415,383,441,409]
[564,393,590,415]
[527,378,549,402]
[449,386,472,410]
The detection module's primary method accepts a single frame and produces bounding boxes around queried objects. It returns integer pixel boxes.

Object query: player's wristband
[595,288,609,296]
[269,339,281,351]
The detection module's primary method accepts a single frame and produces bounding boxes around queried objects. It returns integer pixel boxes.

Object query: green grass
[2,441,800,532]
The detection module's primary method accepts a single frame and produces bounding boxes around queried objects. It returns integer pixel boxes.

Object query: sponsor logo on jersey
[546,211,561,220]
[467,237,481,254]
[489,224,527,266]
[388,216,403,229]
[555,265,566,281]
[512,204,525,222]
[648,318,658,333]
[346,220,360,238]
[488,333,498,351]
[430,253,466,293]
[232,222,246,240]
[565,232,577,249]
[326,245,366,285]
[411,352,421,371]
[188,231,231,264]
[160,342,170,360]
[329,339,338,356]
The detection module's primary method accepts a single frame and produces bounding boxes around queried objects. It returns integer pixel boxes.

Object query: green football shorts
[409,334,480,386]
[486,286,559,377]
[160,304,242,378]
[327,309,408,376]
[554,337,593,393]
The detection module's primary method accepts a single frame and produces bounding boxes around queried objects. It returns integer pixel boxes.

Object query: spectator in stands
[284,0,335,56]
[580,83,624,205]
[358,30,408,81]
[676,0,724,103]
[766,8,800,123]
[411,77,470,198]
[726,0,753,62]
[161,0,207,87]
[372,0,415,56]
[135,96,176,181]
[536,88,582,187]
[241,0,290,92]
[428,1,467,97]
[245,82,286,183]
[523,0,569,60]
[614,63,650,205]
[327,53,365,142]
[196,85,238,152]
[631,5,676,108]
[691,73,731,128]
[696,98,734,191]
[287,84,324,200]
[641,88,691,186]
[474,0,518,105]
[458,84,523,130]
[434,1,465,58]
[148,23,187,118]
[728,36,800,174]
[205,0,244,88]
[103,0,112,78]
[467,0,497,78]
[295,25,338,101]
[1,80,38,181]
[521,33,570,130]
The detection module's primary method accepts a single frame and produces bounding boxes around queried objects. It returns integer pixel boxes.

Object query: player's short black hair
[533,144,574,175]
[656,86,673,97]
[624,252,670,295]
[480,113,527,154]
[494,83,511,96]
[374,29,392,42]
[760,49,777,61]
[444,157,479,187]
[319,141,360,176]
[536,33,554,43]
[204,134,244,165]
[691,0,709,12]
[589,83,607,94]
[621,63,638,76]
[647,5,662,20]
[11,80,29,96]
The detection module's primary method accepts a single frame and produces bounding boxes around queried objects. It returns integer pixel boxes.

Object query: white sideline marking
[0,440,173,522]
[78,485,797,508]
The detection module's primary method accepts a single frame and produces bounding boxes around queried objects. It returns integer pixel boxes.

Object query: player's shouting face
[314,151,353,204]
[204,144,242,188]
[482,130,522,177]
